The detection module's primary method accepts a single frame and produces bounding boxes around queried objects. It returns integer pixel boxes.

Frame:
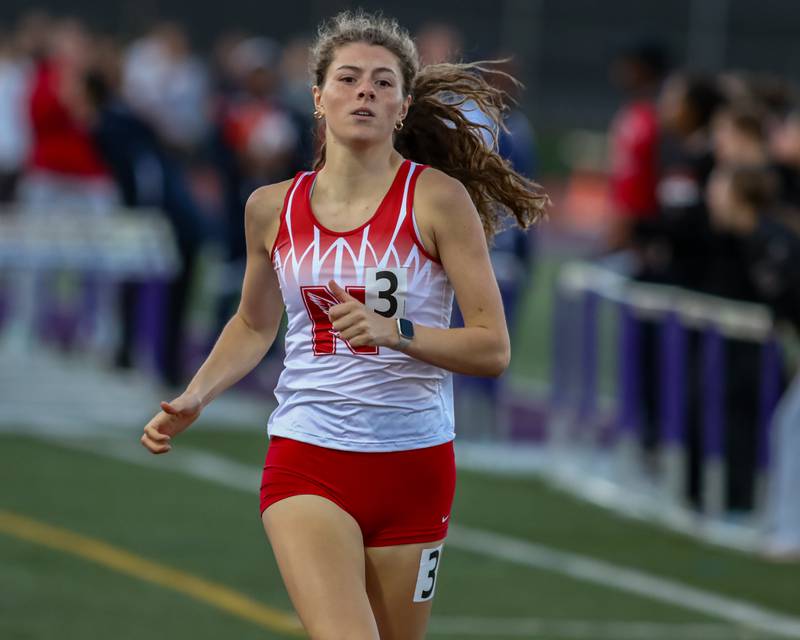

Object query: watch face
[398,318,414,339]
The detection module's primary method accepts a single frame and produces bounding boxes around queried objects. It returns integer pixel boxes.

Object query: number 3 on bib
[365,267,407,319]
[413,544,443,602]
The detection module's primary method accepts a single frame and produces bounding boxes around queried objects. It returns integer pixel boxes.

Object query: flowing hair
[310,10,550,239]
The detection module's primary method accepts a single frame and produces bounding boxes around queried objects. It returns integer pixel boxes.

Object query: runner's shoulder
[245,179,295,230]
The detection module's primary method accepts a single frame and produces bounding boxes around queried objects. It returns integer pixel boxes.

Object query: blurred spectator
[707,164,800,542]
[210,30,249,98]
[606,41,668,250]
[416,22,463,66]
[278,36,315,168]
[3,19,118,353]
[210,35,306,333]
[711,102,769,167]
[122,22,210,153]
[701,163,791,510]
[20,19,116,211]
[222,37,302,177]
[770,109,800,219]
[280,36,314,115]
[85,42,210,386]
[702,101,770,302]
[707,165,800,335]
[635,72,724,287]
[719,71,797,122]
[13,10,52,60]
[629,73,725,494]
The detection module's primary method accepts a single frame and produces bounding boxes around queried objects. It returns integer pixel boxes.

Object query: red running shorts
[260,436,456,547]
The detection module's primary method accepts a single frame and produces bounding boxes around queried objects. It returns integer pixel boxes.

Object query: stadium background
[1,1,799,639]
[5,0,800,131]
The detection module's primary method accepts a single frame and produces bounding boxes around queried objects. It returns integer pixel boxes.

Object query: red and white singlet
[267,159,455,451]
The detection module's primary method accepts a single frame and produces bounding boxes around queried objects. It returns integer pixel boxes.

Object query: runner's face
[314,42,411,147]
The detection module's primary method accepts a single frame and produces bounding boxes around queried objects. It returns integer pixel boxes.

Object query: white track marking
[428,616,766,639]
[454,441,765,553]
[27,435,800,639]
[448,526,800,638]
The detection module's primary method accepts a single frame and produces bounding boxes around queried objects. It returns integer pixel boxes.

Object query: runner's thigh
[365,539,446,640]
[262,495,380,640]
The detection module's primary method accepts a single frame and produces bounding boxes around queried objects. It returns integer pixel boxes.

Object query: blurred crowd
[0,12,536,394]
[606,43,800,555]
[607,41,800,330]
[0,13,317,387]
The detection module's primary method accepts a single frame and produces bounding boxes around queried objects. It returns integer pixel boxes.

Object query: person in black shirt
[634,73,724,287]
[707,163,800,553]
[85,58,209,387]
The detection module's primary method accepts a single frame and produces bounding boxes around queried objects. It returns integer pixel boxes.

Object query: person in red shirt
[20,18,115,211]
[6,20,118,354]
[607,42,669,250]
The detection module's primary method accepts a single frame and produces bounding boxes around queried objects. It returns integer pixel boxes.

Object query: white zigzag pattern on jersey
[275,163,437,289]
[401,244,433,286]
[377,162,416,268]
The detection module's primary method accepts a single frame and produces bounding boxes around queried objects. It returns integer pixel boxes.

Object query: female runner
[141,10,548,639]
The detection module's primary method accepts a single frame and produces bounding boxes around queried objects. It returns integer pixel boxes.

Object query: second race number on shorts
[413,544,443,602]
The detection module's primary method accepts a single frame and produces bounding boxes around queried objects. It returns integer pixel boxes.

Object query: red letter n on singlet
[300,285,379,356]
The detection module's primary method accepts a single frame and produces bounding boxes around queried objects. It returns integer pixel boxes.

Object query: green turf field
[2,427,798,640]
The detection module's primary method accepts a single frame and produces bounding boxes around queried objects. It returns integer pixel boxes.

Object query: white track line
[428,616,762,639]
[29,434,800,639]
[449,527,799,638]
[454,441,765,554]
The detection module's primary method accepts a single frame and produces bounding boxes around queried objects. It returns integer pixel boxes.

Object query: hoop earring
[313,108,324,120]
[395,119,404,131]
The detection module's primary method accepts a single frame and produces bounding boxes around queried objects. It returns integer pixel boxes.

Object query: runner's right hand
[140,393,203,454]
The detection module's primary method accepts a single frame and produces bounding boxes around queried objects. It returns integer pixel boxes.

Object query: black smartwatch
[396,318,414,350]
